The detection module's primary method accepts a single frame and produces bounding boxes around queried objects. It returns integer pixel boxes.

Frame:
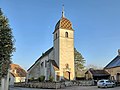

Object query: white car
[97,79,115,88]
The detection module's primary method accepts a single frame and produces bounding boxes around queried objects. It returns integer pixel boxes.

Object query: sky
[0,0,120,70]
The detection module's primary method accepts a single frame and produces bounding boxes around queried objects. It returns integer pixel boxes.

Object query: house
[10,64,27,83]
[27,8,75,81]
[104,49,120,82]
[9,72,15,87]
[85,68,110,80]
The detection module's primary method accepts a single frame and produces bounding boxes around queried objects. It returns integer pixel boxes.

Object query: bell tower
[53,7,75,80]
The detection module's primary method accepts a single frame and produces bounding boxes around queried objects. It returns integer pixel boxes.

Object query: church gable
[27,47,54,79]
[27,47,53,72]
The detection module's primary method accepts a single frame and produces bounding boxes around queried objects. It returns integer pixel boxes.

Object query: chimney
[118,49,120,56]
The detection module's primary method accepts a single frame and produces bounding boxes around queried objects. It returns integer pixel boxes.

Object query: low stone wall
[77,80,94,86]
[65,80,94,86]
[14,80,94,89]
[14,82,65,89]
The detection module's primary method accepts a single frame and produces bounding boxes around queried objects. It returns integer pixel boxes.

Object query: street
[10,86,120,90]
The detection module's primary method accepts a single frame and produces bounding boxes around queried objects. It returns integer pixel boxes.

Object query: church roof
[104,55,120,69]
[53,8,73,33]
[27,47,53,71]
[55,17,73,31]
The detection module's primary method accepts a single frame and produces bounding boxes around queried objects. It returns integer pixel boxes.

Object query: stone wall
[14,82,65,89]
[76,80,95,86]
[14,80,94,89]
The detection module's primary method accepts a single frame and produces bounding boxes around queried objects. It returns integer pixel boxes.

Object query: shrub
[49,76,54,82]
[31,77,34,81]
[28,77,34,82]
[38,75,45,82]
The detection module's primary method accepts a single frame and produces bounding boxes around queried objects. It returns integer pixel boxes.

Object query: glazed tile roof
[53,17,73,33]
[55,17,72,30]
[104,55,120,69]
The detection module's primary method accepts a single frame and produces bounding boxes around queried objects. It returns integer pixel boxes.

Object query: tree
[74,48,85,77]
[0,8,15,89]
[86,64,103,70]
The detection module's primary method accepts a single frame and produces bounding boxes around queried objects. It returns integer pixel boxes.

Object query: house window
[45,60,47,67]
[56,33,57,39]
[41,62,44,67]
[65,32,68,38]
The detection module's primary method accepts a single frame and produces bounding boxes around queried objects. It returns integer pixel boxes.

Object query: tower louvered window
[65,32,68,38]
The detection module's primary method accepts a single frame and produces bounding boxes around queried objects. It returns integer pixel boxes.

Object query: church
[27,9,75,81]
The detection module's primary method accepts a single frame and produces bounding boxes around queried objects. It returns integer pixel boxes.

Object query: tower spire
[62,4,65,18]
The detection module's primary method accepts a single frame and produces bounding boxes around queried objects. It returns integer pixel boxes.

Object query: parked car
[97,79,115,88]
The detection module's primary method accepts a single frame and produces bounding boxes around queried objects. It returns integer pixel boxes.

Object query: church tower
[53,7,75,80]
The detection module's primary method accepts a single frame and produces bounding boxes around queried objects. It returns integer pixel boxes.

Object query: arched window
[65,32,68,38]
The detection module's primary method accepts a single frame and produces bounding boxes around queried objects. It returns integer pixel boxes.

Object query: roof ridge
[104,55,120,69]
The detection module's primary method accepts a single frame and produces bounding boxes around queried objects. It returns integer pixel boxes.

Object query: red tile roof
[10,64,27,77]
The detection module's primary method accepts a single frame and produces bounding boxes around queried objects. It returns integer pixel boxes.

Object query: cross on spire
[62,4,65,18]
